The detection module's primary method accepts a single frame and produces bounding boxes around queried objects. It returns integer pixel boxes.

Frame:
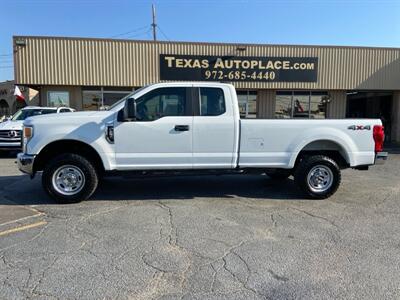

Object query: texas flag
[14,85,25,102]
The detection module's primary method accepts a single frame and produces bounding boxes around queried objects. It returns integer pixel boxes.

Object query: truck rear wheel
[42,153,98,203]
[294,155,341,199]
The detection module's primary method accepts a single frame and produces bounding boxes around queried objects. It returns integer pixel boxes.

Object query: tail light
[373,125,384,152]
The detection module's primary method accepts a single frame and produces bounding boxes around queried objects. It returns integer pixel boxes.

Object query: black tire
[294,155,341,199]
[42,153,98,203]
[265,169,292,180]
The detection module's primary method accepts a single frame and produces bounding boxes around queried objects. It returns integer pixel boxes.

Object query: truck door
[192,86,237,169]
[114,87,193,170]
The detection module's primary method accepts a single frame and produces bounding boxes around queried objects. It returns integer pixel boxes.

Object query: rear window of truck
[199,88,226,116]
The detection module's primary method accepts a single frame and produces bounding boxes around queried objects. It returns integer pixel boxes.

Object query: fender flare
[287,128,358,168]
[34,138,111,171]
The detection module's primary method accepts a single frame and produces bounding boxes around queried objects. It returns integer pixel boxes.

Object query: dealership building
[12,35,400,143]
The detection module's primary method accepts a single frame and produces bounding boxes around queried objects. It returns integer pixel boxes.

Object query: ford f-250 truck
[17,82,387,203]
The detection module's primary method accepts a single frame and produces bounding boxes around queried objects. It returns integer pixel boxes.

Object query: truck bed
[238,119,382,168]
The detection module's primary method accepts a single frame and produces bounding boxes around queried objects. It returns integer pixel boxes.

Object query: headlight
[22,125,33,153]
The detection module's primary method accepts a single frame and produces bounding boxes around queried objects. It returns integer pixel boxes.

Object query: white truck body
[17,82,386,202]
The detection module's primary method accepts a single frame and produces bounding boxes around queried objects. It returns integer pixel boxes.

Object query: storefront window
[48,91,70,107]
[237,91,257,118]
[247,92,257,118]
[82,87,133,111]
[103,91,130,108]
[293,92,310,118]
[275,92,292,119]
[237,92,247,118]
[310,92,327,119]
[275,91,327,119]
[82,91,102,111]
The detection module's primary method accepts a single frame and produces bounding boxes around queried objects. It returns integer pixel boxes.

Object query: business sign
[160,54,318,82]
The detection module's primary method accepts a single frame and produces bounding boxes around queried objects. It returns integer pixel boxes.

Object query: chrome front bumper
[375,152,388,165]
[17,153,36,176]
[0,142,22,150]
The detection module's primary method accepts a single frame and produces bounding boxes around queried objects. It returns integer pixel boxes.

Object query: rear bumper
[375,152,388,165]
[17,153,36,176]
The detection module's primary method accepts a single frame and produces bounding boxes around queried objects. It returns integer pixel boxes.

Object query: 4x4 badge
[348,125,371,130]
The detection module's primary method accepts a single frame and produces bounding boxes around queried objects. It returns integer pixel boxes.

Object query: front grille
[0,130,22,142]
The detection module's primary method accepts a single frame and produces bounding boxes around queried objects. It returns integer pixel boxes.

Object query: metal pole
[152,4,157,41]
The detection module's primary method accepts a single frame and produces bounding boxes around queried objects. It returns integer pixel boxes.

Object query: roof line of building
[12,35,400,51]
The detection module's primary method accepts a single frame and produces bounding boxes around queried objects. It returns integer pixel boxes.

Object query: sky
[1,0,400,81]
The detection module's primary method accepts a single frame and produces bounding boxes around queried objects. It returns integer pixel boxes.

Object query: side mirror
[123,98,137,121]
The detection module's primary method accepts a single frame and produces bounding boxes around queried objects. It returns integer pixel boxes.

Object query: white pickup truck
[17,82,387,203]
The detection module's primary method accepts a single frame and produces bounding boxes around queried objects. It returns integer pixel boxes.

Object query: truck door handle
[174,125,189,131]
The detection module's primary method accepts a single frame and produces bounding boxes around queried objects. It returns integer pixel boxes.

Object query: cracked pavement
[0,153,399,299]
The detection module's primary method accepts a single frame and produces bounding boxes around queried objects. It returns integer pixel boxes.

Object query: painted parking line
[0,221,47,237]
[0,212,44,228]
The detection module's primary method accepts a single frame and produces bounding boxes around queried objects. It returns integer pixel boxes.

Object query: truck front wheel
[42,153,99,203]
[294,155,341,199]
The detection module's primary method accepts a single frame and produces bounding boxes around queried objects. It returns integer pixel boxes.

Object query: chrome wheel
[52,165,85,196]
[306,165,333,193]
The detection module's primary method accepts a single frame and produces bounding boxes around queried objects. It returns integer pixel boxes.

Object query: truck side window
[199,88,226,116]
[135,87,187,121]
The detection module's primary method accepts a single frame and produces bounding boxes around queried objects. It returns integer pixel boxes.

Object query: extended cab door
[192,85,237,169]
[114,86,193,170]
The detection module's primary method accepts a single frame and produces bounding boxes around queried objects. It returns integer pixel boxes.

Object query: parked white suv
[0,106,74,151]
[17,83,387,203]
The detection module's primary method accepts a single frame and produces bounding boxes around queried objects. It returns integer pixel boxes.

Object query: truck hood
[24,110,116,157]
[0,120,24,130]
[23,110,114,126]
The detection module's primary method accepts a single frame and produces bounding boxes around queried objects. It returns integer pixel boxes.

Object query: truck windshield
[108,86,148,111]
[11,109,56,121]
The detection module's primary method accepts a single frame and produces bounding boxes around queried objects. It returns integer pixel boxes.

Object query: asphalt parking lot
[0,152,399,300]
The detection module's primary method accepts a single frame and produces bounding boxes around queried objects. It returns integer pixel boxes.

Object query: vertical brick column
[391,91,400,144]
[256,90,276,119]
[327,91,347,119]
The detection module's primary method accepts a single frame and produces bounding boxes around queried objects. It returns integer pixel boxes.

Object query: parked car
[0,106,75,152]
[17,83,387,203]
[0,115,12,123]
